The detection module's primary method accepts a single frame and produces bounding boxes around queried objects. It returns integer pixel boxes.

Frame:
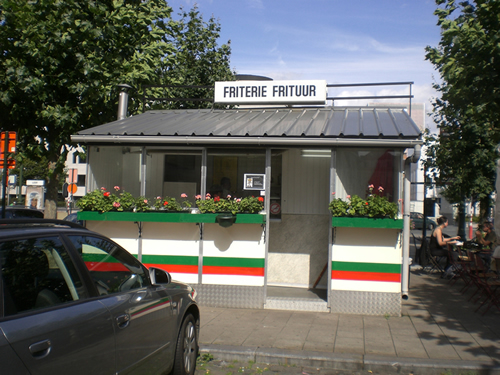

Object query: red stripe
[203,265,264,276]
[332,270,400,282]
[85,262,129,272]
[145,264,198,274]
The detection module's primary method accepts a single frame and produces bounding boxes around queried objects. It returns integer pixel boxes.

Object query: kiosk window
[207,149,265,199]
[335,148,401,202]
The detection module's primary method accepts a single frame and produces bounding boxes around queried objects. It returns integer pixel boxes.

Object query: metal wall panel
[194,284,265,309]
[330,290,401,316]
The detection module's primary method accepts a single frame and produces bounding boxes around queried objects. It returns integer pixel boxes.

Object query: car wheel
[428,223,435,230]
[172,314,198,375]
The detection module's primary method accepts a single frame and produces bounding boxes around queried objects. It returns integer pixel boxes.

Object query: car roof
[0,219,89,238]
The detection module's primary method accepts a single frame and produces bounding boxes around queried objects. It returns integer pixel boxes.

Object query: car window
[67,236,150,295]
[0,237,87,316]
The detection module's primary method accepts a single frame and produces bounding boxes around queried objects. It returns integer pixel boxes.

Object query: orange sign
[0,131,16,156]
[68,183,78,194]
[0,159,16,169]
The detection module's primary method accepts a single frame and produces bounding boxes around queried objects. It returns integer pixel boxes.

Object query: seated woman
[429,216,461,275]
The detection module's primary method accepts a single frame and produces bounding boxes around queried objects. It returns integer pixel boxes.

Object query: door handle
[29,339,51,359]
[116,313,130,329]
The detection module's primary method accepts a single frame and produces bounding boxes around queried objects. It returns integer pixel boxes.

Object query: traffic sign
[68,168,78,183]
[0,131,16,156]
[68,183,78,194]
[0,159,16,169]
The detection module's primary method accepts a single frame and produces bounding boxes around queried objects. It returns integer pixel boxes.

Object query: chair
[423,237,446,274]
[446,244,471,286]
[471,253,500,315]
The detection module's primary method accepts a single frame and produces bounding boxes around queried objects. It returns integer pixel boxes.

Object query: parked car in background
[62,211,84,226]
[0,219,199,375]
[0,206,44,219]
[410,211,437,230]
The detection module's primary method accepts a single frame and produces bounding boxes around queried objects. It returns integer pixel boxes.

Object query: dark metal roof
[72,107,422,147]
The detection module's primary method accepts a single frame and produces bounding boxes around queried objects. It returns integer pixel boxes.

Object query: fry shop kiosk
[72,80,422,316]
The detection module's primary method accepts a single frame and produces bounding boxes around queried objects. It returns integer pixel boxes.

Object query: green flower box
[331,216,403,229]
[77,211,266,224]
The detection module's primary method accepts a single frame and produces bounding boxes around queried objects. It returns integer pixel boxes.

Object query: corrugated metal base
[194,284,264,309]
[330,290,401,316]
[264,297,329,312]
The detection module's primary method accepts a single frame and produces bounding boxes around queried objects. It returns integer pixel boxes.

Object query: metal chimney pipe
[117,84,132,120]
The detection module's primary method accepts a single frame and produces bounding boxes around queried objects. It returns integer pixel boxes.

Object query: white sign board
[26,179,45,186]
[244,174,266,190]
[214,80,327,105]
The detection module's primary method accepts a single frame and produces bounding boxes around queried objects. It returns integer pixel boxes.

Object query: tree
[0,0,233,217]
[143,6,234,110]
[424,0,500,228]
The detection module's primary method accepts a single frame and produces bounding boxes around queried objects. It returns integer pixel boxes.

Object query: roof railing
[141,81,415,114]
[326,81,414,116]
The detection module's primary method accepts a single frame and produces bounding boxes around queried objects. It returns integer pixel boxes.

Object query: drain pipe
[117,84,132,120]
[402,144,421,300]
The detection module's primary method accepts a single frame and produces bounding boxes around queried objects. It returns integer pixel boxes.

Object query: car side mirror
[149,267,171,285]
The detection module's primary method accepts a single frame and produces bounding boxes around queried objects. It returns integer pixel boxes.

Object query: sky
[168,0,443,129]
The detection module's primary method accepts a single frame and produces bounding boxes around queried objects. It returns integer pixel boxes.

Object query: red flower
[365,202,368,205]
[258,197,264,202]
[163,201,169,206]
[103,192,111,197]
[214,196,220,202]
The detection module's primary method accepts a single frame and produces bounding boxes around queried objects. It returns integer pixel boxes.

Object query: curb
[200,344,500,375]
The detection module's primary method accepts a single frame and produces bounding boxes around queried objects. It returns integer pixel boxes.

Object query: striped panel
[82,253,129,272]
[203,257,265,277]
[331,261,401,283]
[142,255,198,274]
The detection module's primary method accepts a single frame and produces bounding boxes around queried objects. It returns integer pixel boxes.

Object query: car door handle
[116,314,130,329]
[29,339,51,359]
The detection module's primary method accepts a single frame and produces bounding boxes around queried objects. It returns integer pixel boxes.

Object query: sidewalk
[198,270,500,374]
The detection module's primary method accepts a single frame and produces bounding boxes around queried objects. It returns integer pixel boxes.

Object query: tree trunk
[495,157,500,243]
[44,173,60,219]
[457,199,467,239]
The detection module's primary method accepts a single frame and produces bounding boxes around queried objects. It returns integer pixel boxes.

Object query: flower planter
[215,213,237,228]
[77,211,265,224]
[331,216,403,229]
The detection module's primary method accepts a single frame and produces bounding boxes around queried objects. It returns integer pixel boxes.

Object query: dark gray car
[0,219,199,375]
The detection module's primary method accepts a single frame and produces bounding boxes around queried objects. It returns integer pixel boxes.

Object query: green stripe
[78,211,266,224]
[332,261,400,274]
[141,255,198,265]
[203,257,264,268]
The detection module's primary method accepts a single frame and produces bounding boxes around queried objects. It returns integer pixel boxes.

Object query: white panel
[169,274,199,284]
[202,274,264,286]
[332,245,400,264]
[332,227,401,264]
[331,279,401,293]
[203,224,265,258]
[142,239,199,256]
[142,222,200,241]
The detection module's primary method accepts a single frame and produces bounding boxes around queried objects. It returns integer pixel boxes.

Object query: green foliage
[144,5,235,110]
[76,188,116,213]
[0,0,233,213]
[195,195,264,214]
[77,188,184,213]
[424,0,500,218]
[151,196,183,212]
[329,185,399,219]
